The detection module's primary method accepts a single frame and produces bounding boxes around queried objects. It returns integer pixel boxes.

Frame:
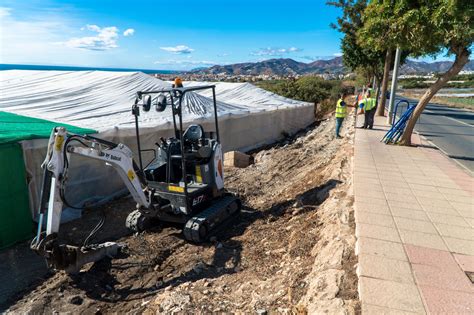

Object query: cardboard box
[224,151,251,168]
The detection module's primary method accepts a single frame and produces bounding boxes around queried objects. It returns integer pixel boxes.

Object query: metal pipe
[387,47,402,125]
[178,92,188,203]
[212,87,220,142]
[132,105,144,173]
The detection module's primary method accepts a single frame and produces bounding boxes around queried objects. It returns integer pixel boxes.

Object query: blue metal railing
[382,99,417,144]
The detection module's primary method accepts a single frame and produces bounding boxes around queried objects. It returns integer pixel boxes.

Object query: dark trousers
[335,117,344,137]
[363,108,376,129]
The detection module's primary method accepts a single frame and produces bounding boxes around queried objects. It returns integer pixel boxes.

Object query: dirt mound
[7,113,359,314]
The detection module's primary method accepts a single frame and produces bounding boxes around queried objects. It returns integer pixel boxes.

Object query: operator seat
[183,124,204,143]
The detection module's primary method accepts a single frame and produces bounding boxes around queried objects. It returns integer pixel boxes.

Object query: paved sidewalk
[354,116,474,314]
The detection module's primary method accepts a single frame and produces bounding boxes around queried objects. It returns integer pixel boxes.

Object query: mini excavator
[30,85,241,273]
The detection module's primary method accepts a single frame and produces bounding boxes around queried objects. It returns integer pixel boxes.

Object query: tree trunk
[377,50,393,116]
[400,47,470,146]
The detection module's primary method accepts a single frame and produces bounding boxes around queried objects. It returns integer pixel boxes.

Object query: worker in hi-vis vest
[357,89,377,129]
[335,92,356,139]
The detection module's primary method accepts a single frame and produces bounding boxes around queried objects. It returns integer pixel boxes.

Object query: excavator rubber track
[183,194,241,243]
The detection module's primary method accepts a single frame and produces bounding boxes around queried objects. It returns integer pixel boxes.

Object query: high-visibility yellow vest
[362,98,376,111]
[335,99,346,118]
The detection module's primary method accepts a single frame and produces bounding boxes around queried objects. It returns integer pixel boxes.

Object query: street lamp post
[387,47,401,125]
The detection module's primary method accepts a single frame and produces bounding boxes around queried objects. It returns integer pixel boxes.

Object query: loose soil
[6,113,359,314]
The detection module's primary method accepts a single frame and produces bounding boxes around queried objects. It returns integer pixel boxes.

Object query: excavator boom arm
[31,127,151,273]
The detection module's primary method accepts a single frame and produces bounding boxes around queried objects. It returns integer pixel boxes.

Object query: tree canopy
[328,0,408,83]
[358,0,473,145]
[358,0,473,59]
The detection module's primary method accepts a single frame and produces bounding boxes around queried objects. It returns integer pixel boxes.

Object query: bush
[257,76,353,117]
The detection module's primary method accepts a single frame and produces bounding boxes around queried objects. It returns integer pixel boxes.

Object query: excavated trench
[5,114,359,314]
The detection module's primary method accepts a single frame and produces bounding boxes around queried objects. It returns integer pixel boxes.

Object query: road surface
[392,96,474,173]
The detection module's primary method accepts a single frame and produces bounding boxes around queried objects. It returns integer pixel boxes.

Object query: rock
[203,290,209,295]
[69,295,83,305]
[256,308,267,315]
[193,261,206,274]
[105,285,113,291]
[216,242,223,249]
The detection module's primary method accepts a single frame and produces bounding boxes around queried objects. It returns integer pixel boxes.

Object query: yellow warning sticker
[54,135,64,151]
[195,165,202,183]
[168,185,184,193]
[127,169,135,181]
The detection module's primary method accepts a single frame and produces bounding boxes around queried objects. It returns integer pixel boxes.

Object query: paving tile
[355,201,391,215]
[361,303,422,315]
[408,183,438,192]
[354,172,378,181]
[456,208,474,219]
[385,192,418,202]
[358,254,414,284]
[435,180,461,189]
[434,223,474,241]
[355,183,384,194]
[387,200,423,211]
[356,237,407,261]
[404,244,453,266]
[355,189,386,199]
[453,253,474,272]
[411,263,473,293]
[379,178,408,187]
[356,223,401,243]
[355,177,381,185]
[418,285,474,314]
[404,177,434,186]
[426,212,470,228]
[383,187,413,195]
[444,237,474,256]
[355,211,396,228]
[450,201,474,213]
[416,197,452,208]
[399,230,448,251]
[358,277,425,314]
[410,189,446,200]
[422,204,460,216]
[466,217,474,228]
[390,207,430,221]
[394,217,438,234]
[356,196,388,205]
[443,194,473,204]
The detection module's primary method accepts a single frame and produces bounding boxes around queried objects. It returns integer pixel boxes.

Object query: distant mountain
[400,59,474,74]
[192,57,473,76]
[193,57,346,76]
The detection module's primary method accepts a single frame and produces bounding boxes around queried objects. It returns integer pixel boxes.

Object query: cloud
[123,28,134,36]
[160,45,194,54]
[333,52,343,57]
[217,53,230,57]
[0,7,12,18]
[154,59,216,66]
[64,24,119,51]
[153,59,221,70]
[0,7,81,63]
[251,47,302,56]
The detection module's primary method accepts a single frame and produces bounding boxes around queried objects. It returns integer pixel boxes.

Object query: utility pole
[387,47,401,124]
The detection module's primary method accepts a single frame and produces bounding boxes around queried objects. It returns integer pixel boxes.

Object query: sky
[0,0,452,70]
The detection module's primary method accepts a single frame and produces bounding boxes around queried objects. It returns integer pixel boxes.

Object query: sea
[0,64,178,74]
